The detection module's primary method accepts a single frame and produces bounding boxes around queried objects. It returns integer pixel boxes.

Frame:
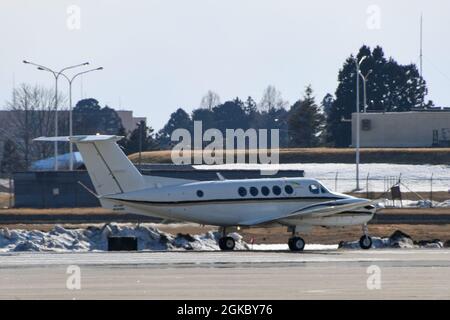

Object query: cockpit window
[309,184,320,194]
[320,185,328,193]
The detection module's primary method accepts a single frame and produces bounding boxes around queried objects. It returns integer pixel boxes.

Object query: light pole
[355,56,367,191]
[359,69,372,113]
[23,60,89,170]
[58,67,103,170]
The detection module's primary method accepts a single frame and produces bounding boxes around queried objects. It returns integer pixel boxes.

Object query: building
[116,110,146,133]
[351,111,450,147]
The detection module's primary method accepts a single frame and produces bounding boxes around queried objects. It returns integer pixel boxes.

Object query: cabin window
[250,186,259,196]
[238,187,247,197]
[272,185,281,196]
[285,185,294,194]
[196,190,204,197]
[309,184,320,194]
[261,186,270,196]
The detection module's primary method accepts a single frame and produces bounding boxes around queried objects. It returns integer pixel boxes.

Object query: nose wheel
[359,224,373,250]
[288,236,305,252]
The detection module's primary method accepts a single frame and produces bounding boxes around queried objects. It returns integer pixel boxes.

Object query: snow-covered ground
[1,224,447,253]
[197,163,450,192]
[0,223,251,253]
[0,223,339,253]
[0,178,10,191]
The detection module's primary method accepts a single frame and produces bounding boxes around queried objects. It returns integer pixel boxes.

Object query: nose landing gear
[287,226,306,252]
[359,224,373,250]
[288,236,305,251]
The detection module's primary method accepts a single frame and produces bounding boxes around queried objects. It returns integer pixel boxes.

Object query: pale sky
[1,0,449,130]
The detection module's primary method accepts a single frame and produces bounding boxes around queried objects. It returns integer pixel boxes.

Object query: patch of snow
[379,199,450,208]
[0,224,249,253]
[339,230,444,249]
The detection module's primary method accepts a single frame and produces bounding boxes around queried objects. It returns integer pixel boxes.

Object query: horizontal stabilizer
[34,135,123,143]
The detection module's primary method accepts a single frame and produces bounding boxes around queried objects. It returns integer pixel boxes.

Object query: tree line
[0,45,431,173]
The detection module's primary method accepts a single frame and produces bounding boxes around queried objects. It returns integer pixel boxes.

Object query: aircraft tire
[219,237,235,251]
[359,235,373,250]
[288,237,305,252]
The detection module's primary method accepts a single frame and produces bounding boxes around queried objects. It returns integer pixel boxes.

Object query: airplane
[35,135,377,252]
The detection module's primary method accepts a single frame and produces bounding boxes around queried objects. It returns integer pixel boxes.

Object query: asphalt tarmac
[1,249,449,299]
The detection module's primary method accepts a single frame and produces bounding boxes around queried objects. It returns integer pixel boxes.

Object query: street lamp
[354,56,367,191]
[23,60,89,170]
[359,69,373,113]
[58,67,103,170]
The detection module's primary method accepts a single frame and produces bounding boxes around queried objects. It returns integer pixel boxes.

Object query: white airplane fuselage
[102,177,375,228]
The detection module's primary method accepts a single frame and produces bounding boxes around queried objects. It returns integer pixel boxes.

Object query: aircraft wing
[237,199,376,226]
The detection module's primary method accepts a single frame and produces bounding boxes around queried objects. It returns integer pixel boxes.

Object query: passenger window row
[238,185,294,197]
[195,183,326,198]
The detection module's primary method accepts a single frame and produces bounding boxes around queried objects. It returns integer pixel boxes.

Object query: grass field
[0,193,11,208]
[129,147,450,165]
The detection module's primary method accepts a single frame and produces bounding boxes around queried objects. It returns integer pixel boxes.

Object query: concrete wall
[351,112,450,147]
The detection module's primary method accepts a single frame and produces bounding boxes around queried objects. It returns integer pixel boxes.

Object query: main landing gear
[218,227,235,251]
[288,227,305,252]
[359,224,373,250]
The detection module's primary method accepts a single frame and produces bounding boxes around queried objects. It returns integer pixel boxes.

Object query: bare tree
[259,85,288,112]
[200,90,221,110]
[3,84,67,168]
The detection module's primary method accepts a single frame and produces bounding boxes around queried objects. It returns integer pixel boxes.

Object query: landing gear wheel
[359,235,373,250]
[218,237,235,251]
[288,237,305,252]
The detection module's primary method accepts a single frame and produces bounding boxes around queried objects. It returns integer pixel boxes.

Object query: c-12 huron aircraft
[35,135,378,251]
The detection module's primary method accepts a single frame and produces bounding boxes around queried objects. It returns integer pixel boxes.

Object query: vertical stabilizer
[35,135,146,196]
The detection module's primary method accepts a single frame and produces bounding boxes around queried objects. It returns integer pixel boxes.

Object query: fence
[319,173,450,208]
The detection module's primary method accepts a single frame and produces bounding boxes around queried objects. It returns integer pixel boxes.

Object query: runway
[1,249,450,299]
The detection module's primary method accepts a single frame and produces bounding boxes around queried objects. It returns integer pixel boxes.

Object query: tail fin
[34,135,145,196]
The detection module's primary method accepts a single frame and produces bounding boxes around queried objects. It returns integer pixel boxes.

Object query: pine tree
[0,139,24,173]
[327,45,431,147]
[122,120,158,155]
[288,86,325,147]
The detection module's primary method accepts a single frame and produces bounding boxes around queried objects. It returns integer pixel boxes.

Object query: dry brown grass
[0,207,113,215]
[0,193,11,208]
[129,148,450,165]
